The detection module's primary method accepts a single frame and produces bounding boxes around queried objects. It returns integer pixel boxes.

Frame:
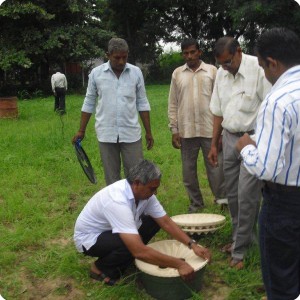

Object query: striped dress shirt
[168,61,217,138]
[241,65,300,186]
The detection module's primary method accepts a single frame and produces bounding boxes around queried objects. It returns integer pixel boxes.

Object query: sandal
[89,270,118,286]
[221,243,232,254]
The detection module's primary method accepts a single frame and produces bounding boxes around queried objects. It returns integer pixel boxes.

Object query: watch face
[188,239,197,248]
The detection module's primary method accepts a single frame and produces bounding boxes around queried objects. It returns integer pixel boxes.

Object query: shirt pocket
[239,93,259,113]
[118,84,136,101]
[200,76,214,96]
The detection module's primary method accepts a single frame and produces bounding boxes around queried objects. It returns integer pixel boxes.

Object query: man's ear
[266,57,278,69]
[131,180,141,189]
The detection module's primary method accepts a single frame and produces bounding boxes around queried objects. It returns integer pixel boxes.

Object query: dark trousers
[54,87,66,112]
[259,185,300,300]
[83,215,160,279]
[180,137,226,210]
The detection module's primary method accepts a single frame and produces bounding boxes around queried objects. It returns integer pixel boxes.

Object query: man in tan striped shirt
[168,38,226,213]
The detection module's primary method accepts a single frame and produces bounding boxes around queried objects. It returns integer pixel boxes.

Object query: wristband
[188,239,197,249]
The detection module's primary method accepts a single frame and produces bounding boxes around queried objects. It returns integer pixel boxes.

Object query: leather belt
[228,130,255,137]
[264,181,300,193]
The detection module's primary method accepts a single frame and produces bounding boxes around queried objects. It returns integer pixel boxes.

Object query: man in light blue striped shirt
[72,38,154,185]
[237,27,300,300]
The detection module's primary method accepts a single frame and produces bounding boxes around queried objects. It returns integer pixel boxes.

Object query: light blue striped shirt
[241,65,300,186]
[82,62,150,143]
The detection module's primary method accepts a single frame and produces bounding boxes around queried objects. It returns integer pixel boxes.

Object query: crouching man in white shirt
[74,159,211,285]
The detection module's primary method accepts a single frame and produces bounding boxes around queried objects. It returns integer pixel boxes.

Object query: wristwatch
[188,239,197,249]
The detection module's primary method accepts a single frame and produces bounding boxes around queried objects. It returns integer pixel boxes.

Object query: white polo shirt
[73,179,166,252]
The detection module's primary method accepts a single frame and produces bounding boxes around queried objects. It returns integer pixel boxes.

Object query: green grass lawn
[0,85,264,300]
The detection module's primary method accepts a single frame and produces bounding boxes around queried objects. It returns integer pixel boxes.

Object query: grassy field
[0,85,264,300]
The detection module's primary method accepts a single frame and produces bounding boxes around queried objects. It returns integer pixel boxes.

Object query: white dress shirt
[51,72,67,92]
[241,65,300,186]
[210,53,271,132]
[74,179,166,252]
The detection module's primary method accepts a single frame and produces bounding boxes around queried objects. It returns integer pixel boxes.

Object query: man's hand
[208,146,218,167]
[236,133,256,152]
[145,133,154,150]
[71,131,85,144]
[192,245,212,262]
[178,262,195,281]
[171,133,181,149]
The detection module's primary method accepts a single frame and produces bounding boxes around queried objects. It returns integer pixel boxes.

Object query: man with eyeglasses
[208,37,271,270]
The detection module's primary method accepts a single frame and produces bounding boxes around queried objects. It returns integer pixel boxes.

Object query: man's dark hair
[126,159,161,185]
[53,66,62,73]
[181,38,200,51]
[213,37,240,57]
[255,27,300,67]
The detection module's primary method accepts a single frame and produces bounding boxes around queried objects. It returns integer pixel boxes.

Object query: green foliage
[0,0,113,80]
[97,0,164,64]
[229,0,300,53]
[147,51,184,84]
[159,52,184,69]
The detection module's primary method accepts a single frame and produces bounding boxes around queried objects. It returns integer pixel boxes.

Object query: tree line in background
[0,0,299,97]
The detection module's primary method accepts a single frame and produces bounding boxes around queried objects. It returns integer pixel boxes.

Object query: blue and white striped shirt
[241,65,300,186]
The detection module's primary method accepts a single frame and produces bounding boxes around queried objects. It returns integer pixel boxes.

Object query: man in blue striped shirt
[237,27,300,300]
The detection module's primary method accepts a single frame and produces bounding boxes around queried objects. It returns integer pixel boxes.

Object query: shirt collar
[271,65,300,92]
[104,61,129,73]
[224,53,246,78]
[237,53,247,78]
[125,179,135,201]
[183,61,208,72]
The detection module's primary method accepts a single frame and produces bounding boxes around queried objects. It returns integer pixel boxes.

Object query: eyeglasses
[216,53,236,68]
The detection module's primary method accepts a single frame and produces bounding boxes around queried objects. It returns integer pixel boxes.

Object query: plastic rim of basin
[171,213,226,235]
[135,240,208,300]
[171,213,226,227]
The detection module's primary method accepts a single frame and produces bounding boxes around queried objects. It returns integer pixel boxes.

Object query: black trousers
[54,87,66,112]
[260,185,300,300]
[83,215,160,279]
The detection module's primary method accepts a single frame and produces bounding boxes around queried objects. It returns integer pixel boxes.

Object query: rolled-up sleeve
[82,70,98,113]
[136,69,150,111]
[168,72,179,134]
[210,71,223,117]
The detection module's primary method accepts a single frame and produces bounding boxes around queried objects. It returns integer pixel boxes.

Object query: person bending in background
[51,67,67,115]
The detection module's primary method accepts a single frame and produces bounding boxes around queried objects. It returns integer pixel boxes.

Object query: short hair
[255,27,300,67]
[181,38,200,51]
[107,38,129,54]
[213,36,240,57]
[126,159,162,185]
[53,66,62,73]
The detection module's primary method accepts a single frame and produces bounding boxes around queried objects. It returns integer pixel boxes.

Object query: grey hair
[107,38,129,54]
[126,159,162,185]
[214,36,240,57]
